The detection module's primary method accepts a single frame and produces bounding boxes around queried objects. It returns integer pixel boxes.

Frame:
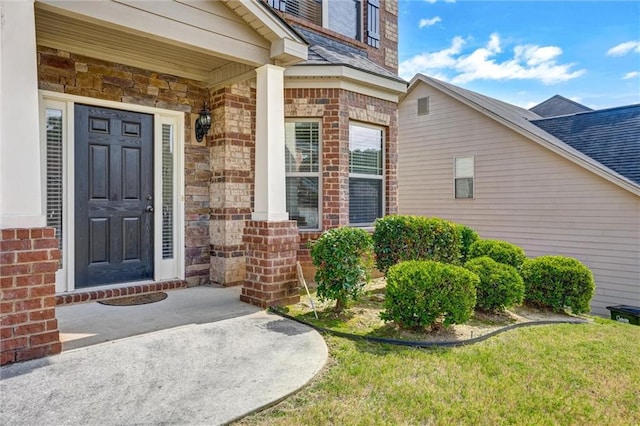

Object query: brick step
[55,280,188,306]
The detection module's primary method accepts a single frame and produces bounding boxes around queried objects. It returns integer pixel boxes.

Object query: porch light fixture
[195,103,211,142]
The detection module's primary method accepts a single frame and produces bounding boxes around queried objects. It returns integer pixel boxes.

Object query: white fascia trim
[222,0,307,64]
[271,37,309,66]
[414,78,640,197]
[285,65,407,100]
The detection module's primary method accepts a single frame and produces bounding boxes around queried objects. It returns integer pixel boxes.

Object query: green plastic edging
[269,307,588,348]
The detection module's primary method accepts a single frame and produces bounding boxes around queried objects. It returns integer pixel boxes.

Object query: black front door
[75,105,154,287]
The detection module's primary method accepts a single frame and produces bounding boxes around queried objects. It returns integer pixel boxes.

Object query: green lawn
[238,319,640,425]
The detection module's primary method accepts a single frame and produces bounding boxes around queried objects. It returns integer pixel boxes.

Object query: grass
[236,318,640,425]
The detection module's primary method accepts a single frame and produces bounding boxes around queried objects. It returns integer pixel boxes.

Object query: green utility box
[606,305,640,325]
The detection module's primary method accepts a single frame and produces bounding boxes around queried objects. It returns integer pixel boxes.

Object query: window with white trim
[45,108,64,267]
[285,121,321,230]
[454,156,474,199]
[349,123,384,226]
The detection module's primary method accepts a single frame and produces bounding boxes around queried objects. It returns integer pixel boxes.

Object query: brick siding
[284,88,399,266]
[1,228,61,365]
[209,83,256,286]
[242,220,300,307]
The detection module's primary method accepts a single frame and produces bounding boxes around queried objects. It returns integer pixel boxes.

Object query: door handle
[145,206,154,213]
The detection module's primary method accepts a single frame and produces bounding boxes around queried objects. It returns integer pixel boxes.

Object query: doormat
[98,292,168,306]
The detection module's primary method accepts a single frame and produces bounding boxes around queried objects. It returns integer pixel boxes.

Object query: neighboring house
[529,94,593,118]
[0,0,405,364]
[398,74,639,316]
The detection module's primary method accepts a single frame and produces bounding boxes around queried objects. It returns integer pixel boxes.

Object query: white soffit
[285,65,407,101]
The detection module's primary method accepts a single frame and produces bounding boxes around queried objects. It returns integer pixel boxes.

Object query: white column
[0,0,45,228]
[252,64,289,221]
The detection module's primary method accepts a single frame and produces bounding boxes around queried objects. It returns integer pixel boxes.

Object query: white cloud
[623,71,639,80]
[399,33,586,85]
[418,16,442,28]
[606,41,640,56]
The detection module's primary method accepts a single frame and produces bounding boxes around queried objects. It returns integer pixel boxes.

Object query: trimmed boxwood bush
[520,256,595,314]
[381,260,478,329]
[457,224,480,263]
[373,215,461,274]
[464,256,525,312]
[468,239,526,269]
[310,227,373,313]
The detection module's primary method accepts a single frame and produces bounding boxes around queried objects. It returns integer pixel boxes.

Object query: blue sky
[398,0,640,109]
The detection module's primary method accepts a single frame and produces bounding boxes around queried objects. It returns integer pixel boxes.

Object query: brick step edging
[55,280,188,306]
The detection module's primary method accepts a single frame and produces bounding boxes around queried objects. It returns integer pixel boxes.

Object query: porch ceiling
[34,2,267,84]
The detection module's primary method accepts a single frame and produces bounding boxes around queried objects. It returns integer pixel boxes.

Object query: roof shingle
[531,105,640,185]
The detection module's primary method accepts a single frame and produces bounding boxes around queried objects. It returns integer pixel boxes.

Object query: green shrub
[373,215,461,274]
[381,260,478,329]
[310,227,374,313]
[464,256,525,312]
[520,256,595,314]
[468,239,526,269]
[457,224,480,263]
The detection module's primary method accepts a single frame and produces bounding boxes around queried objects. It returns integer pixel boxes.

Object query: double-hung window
[285,121,321,230]
[454,156,474,199]
[349,123,384,226]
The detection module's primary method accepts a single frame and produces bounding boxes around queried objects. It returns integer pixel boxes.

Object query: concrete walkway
[0,286,328,425]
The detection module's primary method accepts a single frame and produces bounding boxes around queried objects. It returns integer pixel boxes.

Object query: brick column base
[241,220,300,308]
[1,228,62,365]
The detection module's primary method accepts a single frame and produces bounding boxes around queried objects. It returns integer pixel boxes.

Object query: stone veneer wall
[209,83,256,286]
[37,46,211,286]
[284,88,399,265]
[1,228,61,365]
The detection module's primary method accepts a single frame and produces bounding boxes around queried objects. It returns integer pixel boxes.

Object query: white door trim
[39,90,185,293]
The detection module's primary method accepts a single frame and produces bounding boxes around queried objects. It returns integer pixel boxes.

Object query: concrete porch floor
[1,286,328,425]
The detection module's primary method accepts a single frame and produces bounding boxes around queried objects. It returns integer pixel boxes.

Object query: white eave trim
[412,77,640,197]
[285,65,407,97]
[222,0,307,65]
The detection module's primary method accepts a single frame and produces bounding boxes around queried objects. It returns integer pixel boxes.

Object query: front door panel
[75,105,154,287]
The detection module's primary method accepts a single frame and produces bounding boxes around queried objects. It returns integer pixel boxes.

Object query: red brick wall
[37,46,211,286]
[242,221,300,307]
[284,88,399,266]
[1,228,61,365]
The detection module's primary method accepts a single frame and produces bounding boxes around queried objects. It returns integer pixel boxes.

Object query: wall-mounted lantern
[195,103,211,143]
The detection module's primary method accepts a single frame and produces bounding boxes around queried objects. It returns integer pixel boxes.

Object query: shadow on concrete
[57,285,259,350]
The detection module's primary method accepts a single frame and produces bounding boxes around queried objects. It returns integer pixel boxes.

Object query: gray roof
[409,74,640,194]
[530,95,593,117]
[531,105,640,185]
[293,26,405,83]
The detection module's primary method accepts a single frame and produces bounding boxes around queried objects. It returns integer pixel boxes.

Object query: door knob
[145,206,154,212]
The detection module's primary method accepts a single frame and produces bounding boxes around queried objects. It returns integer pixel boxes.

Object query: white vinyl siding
[398,84,640,316]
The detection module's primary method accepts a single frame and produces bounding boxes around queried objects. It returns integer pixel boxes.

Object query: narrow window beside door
[46,108,64,267]
[162,124,174,259]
